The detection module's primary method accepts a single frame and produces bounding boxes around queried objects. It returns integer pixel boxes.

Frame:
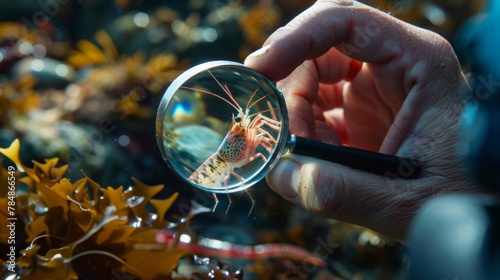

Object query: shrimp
[181,70,281,214]
[155,229,327,267]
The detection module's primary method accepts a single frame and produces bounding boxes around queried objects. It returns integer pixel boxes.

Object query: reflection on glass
[156,61,288,194]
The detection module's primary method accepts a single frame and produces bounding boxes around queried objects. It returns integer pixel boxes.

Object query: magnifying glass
[156,61,421,210]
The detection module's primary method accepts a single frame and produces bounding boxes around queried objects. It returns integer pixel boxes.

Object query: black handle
[289,135,421,179]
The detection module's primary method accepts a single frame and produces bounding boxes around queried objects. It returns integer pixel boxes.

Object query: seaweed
[0,139,197,279]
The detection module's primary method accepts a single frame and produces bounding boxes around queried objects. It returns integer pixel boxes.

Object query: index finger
[244,0,422,81]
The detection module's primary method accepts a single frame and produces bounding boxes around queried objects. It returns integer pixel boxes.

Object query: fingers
[244,0,408,81]
[275,52,349,140]
[266,153,427,239]
[275,60,318,138]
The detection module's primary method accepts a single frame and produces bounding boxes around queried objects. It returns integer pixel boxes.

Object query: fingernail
[244,45,271,65]
[269,159,301,198]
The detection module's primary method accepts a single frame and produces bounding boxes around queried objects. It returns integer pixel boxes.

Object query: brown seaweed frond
[0,75,40,127]
[0,22,38,44]
[239,0,281,47]
[0,139,189,279]
[67,30,118,68]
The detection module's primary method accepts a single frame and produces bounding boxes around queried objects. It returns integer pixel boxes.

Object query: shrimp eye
[234,116,242,123]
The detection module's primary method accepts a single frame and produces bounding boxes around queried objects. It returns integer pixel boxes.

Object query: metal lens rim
[156,60,289,193]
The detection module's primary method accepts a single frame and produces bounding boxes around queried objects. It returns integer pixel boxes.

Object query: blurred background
[0,0,489,279]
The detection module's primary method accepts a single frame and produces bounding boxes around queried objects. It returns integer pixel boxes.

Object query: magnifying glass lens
[156,61,289,194]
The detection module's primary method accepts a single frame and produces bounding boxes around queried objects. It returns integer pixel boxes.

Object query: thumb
[266,153,422,239]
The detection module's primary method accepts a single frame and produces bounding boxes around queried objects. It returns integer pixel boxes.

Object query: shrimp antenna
[180,85,240,112]
[267,100,278,121]
[208,69,242,111]
[247,91,274,111]
[245,85,261,110]
[248,106,279,119]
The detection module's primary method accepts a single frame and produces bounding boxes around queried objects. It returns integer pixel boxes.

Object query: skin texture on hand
[244,0,489,239]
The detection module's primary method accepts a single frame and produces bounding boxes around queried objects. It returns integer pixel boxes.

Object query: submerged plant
[0,139,189,279]
[0,75,40,127]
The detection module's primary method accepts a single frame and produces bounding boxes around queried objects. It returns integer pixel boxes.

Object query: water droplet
[131,218,142,228]
[126,196,144,207]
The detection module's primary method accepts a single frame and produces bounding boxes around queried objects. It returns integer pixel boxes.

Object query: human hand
[244,0,487,239]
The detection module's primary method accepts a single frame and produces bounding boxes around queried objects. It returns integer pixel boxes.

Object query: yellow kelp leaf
[25,215,50,244]
[96,219,135,245]
[127,228,158,243]
[61,178,94,223]
[38,246,79,279]
[100,186,127,213]
[66,53,95,68]
[125,178,164,220]
[76,39,107,63]
[18,244,41,269]
[1,139,194,279]
[121,248,188,278]
[50,163,68,179]
[239,0,280,46]
[145,53,177,74]
[123,51,146,77]
[32,158,57,178]
[95,30,118,61]
[32,158,68,181]
[72,177,89,201]
[16,193,37,222]
[150,192,178,227]
[68,205,94,233]
[51,178,74,200]
[83,173,102,204]
[20,175,36,190]
[116,95,152,118]
[0,22,38,42]
[37,184,69,213]
[130,177,164,202]
[0,139,45,184]
[20,263,78,280]
[0,139,25,172]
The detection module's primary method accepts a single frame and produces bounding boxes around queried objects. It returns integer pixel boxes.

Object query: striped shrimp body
[183,70,281,214]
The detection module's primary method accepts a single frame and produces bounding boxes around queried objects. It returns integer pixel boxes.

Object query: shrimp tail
[188,154,228,187]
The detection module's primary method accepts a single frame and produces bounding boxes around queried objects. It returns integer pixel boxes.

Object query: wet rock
[10,57,75,88]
